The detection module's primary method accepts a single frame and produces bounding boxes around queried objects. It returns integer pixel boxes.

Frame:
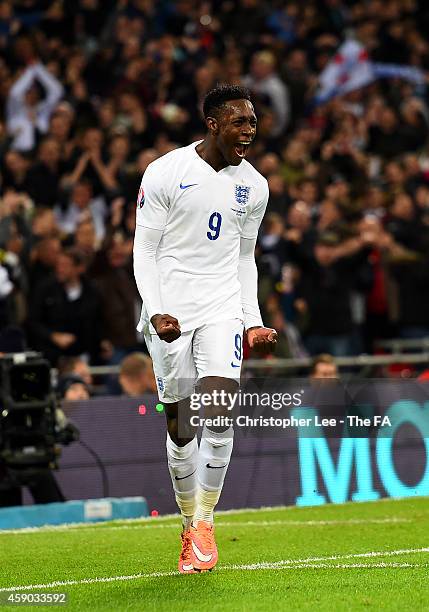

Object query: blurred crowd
[1,0,429,384]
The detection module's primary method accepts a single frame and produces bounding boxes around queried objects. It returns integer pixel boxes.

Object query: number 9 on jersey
[207,212,222,240]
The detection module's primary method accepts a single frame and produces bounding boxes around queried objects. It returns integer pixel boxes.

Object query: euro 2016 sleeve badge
[137,185,145,208]
[235,184,251,206]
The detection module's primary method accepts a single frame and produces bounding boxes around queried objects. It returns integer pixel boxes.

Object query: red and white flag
[315,40,375,103]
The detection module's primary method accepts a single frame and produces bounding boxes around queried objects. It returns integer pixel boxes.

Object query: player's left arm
[238,236,277,355]
[239,182,277,355]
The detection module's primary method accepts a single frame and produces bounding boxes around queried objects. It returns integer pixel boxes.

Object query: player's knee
[168,424,194,447]
[198,376,239,420]
[165,401,196,446]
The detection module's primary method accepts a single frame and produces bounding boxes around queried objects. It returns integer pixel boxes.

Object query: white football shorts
[144,319,244,403]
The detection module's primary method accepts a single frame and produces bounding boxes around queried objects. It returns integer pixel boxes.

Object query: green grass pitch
[0,497,428,611]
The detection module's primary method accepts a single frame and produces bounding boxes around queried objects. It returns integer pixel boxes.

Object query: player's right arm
[133,163,181,343]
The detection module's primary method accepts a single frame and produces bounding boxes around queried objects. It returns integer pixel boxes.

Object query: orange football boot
[189,521,218,571]
[178,530,198,574]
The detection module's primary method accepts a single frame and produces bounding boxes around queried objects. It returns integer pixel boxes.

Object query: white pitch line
[0,516,410,535]
[0,547,428,592]
[276,562,421,569]
[101,517,411,532]
[68,517,411,532]
[222,547,429,571]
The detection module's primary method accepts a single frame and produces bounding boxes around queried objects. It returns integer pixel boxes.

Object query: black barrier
[48,387,429,514]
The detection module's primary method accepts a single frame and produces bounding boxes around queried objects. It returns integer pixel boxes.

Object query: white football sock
[166,433,198,530]
[194,425,234,524]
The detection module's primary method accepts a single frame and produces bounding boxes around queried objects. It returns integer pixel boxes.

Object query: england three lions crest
[235,184,251,206]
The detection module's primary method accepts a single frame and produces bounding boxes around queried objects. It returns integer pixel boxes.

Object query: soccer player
[133,85,277,573]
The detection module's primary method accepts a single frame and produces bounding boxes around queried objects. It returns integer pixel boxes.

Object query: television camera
[0,352,79,500]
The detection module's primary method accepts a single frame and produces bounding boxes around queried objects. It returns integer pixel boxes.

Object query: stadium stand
[1,0,429,373]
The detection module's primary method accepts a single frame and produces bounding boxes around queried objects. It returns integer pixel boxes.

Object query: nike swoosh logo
[182,563,194,571]
[191,540,213,563]
[230,362,241,368]
[206,463,227,469]
[175,468,197,481]
[180,182,198,189]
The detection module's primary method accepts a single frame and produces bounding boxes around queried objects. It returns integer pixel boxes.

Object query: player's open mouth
[234,142,251,158]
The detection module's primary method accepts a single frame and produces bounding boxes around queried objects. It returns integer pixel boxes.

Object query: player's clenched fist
[247,327,277,355]
[151,314,181,342]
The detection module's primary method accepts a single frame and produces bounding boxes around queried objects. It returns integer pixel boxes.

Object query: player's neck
[196,138,228,172]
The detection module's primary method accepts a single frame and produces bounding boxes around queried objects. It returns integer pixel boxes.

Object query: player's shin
[194,425,234,524]
[166,433,198,530]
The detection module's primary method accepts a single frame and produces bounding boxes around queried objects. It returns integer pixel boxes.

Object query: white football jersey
[136,141,268,333]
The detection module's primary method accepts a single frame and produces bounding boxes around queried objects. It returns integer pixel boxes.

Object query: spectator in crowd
[293,232,372,356]
[26,137,63,207]
[57,374,91,401]
[119,353,157,397]
[6,60,63,152]
[71,218,99,267]
[281,49,310,130]
[309,354,339,379]
[30,206,59,240]
[2,150,30,192]
[29,247,102,365]
[54,180,107,242]
[57,355,93,388]
[243,50,290,138]
[28,234,62,293]
[93,235,140,365]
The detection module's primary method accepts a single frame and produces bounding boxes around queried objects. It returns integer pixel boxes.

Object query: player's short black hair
[203,85,252,119]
